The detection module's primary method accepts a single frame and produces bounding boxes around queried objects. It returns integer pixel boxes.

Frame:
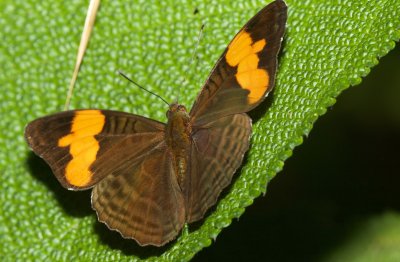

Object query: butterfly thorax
[165,103,192,186]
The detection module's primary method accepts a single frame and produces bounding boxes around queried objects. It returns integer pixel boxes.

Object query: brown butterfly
[25,0,287,246]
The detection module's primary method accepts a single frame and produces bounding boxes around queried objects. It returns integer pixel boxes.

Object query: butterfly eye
[178,105,186,112]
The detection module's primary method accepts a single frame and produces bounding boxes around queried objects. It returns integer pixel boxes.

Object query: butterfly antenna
[118,70,170,106]
[177,24,205,103]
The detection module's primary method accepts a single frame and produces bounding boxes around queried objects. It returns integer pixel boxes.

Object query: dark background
[195,44,400,261]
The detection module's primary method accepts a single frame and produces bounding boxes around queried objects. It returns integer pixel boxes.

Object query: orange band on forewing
[236,69,269,104]
[226,30,269,104]
[58,110,105,187]
[226,31,253,66]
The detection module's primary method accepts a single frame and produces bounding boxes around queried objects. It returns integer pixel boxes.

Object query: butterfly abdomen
[165,103,192,187]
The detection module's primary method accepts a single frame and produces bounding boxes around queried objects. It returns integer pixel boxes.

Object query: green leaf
[324,212,400,262]
[1,0,399,261]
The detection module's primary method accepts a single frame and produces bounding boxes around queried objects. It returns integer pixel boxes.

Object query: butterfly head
[167,103,188,119]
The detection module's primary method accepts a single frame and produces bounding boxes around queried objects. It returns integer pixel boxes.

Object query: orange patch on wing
[236,69,269,104]
[226,30,270,104]
[58,110,105,187]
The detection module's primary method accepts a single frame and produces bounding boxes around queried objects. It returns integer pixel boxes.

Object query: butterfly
[25,0,287,246]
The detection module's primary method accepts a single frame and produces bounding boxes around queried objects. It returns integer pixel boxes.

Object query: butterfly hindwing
[92,147,185,246]
[25,109,165,190]
[184,113,252,222]
[190,0,287,126]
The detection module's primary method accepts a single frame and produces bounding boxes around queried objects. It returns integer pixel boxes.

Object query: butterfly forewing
[25,110,165,190]
[92,147,185,246]
[184,113,251,222]
[190,0,287,126]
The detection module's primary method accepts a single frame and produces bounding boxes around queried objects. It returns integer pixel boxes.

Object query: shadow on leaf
[26,152,92,217]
